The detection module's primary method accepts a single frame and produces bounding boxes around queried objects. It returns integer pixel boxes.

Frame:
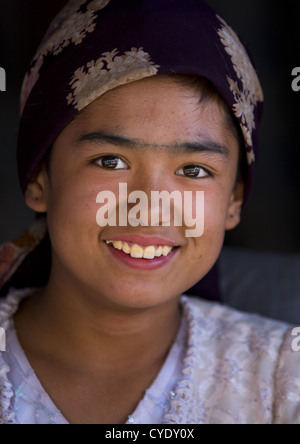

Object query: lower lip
[103,242,180,270]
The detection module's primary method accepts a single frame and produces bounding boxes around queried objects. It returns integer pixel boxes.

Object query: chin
[97,282,180,310]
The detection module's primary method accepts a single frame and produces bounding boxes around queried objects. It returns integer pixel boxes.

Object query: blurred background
[0,0,300,253]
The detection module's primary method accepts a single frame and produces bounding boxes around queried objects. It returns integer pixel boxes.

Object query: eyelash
[92,154,213,179]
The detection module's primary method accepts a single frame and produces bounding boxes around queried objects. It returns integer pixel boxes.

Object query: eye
[175,164,211,179]
[95,155,129,170]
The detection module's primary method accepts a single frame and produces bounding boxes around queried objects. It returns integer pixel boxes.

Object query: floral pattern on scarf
[217,15,264,164]
[66,47,160,110]
[20,0,111,114]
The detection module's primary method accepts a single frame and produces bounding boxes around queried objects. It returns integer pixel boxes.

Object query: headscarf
[0,0,263,298]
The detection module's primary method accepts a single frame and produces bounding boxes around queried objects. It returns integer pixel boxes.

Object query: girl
[0,0,299,424]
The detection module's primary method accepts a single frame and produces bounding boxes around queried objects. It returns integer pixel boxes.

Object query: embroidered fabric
[1,288,300,424]
[0,288,187,424]
[126,315,187,424]
[4,324,68,424]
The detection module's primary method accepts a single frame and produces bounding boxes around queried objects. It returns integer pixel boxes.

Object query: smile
[105,240,174,259]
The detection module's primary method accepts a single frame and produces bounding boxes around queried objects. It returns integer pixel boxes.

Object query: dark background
[0,0,300,252]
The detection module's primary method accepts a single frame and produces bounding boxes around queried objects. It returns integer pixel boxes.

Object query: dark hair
[171,75,247,185]
[43,74,247,186]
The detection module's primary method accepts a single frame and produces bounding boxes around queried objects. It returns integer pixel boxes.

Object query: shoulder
[183,296,290,353]
[0,288,35,324]
[0,288,35,424]
[273,327,300,423]
[180,296,300,424]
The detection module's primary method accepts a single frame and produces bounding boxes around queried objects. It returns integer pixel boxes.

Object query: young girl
[1,0,299,424]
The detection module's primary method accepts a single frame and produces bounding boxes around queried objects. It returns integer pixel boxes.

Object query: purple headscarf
[18,0,263,195]
[0,0,263,298]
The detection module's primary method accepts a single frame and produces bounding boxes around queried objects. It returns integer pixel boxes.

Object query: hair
[43,74,247,186]
[171,75,247,185]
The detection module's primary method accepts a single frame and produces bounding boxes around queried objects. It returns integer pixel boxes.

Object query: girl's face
[30,76,243,310]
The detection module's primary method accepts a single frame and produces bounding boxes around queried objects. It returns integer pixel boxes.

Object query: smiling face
[26,75,243,310]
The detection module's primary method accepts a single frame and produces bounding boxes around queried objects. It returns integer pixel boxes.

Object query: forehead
[61,76,239,157]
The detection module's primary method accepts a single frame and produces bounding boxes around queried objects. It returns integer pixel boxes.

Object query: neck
[14,271,182,373]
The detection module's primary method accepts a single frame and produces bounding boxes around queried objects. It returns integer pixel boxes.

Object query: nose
[129,165,167,195]
[124,165,183,228]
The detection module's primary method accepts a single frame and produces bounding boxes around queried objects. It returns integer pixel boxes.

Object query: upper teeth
[105,240,174,259]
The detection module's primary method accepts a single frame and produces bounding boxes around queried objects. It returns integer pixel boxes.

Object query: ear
[225,180,244,231]
[25,164,49,213]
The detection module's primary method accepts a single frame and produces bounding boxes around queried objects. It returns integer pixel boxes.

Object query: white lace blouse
[1,288,300,424]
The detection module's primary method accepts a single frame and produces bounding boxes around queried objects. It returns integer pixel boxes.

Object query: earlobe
[25,165,48,213]
[225,181,244,231]
[225,200,242,230]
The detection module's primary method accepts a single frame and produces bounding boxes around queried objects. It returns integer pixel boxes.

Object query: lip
[103,240,180,270]
[102,234,180,248]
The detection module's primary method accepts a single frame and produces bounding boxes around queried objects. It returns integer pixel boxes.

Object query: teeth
[130,244,143,259]
[112,241,122,250]
[155,246,163,257]
[105,240,174,259]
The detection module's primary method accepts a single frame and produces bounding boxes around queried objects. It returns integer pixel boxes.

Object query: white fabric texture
[1,288,300,424]
[0,288,186,424]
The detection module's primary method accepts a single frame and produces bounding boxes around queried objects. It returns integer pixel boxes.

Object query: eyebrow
[76,131,230,158]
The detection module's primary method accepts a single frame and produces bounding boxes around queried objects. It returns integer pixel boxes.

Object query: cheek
[45,166,118,251]
[205,186,232,237]
[48,183,95,231]
[186,188,230,262]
